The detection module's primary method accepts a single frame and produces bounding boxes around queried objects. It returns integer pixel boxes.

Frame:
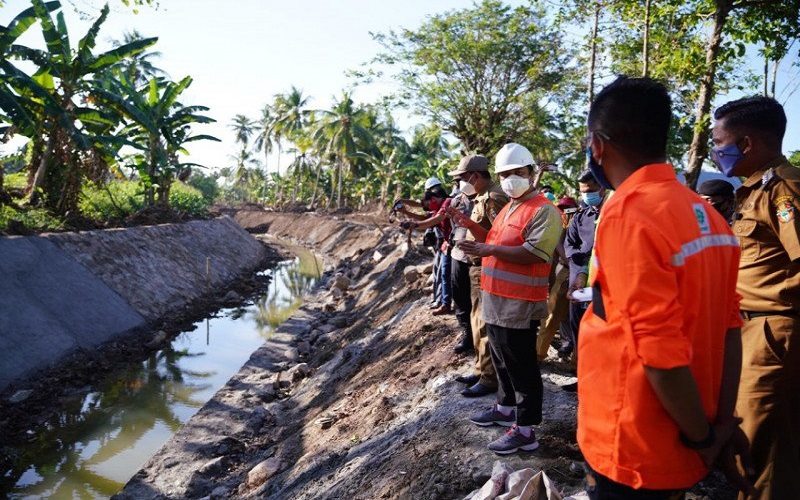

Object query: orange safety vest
[481,194,551,302]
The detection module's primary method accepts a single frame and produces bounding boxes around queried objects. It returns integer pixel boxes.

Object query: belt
[741,310,799,320]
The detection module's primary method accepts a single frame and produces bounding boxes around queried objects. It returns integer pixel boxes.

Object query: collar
[614,163,676,195]
[476,180,496,199]
[742,155,788,188]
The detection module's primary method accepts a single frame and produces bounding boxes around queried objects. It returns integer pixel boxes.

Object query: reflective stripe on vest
[481,194,552,302]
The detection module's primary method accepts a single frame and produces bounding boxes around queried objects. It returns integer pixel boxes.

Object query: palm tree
[110,29,166,86]
[229,114,256,149]
[253,104,274,171]
[313,92,372,209]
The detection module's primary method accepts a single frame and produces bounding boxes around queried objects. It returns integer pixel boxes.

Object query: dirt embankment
[117,210,586,500]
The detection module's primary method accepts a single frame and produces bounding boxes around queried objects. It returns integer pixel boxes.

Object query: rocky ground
[117,211,737,500]
[114,214,588,500]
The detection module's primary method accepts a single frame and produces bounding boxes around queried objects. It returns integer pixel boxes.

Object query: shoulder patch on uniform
[693,203,711,234]
[762,168,775,187]
[774,195,796,223]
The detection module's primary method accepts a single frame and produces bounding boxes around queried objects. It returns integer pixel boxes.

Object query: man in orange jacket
[578,76,754,498]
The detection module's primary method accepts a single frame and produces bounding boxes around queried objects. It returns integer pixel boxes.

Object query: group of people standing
[396,76,798,500]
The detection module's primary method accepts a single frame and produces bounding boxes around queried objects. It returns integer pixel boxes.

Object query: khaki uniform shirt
[450,192,474,264]
[733,156,800,313]
[482,199,564,329]
[468,182,509,266]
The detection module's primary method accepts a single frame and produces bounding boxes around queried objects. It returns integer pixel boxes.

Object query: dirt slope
[117,211,585,500]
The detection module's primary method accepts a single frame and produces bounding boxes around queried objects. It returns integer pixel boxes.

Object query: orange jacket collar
[614,163,675,194]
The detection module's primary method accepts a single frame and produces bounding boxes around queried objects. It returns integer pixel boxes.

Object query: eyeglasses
[583,131,611,149]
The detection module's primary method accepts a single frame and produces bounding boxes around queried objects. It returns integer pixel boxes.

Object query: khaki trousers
[536,264,570,360]
[470,265,496,388]
[737,314,800,499]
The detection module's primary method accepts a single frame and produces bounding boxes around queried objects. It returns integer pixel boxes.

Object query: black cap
[698,179,735,198]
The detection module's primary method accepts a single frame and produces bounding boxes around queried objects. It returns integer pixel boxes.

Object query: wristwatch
[680,425,715,449]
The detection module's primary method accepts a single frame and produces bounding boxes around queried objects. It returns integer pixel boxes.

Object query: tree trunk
[292,154,300,203]
[337,159,346,209]
[310,161,322,208]
[685,3,731,189]
[771,58,780,98]
[327,162,337,210]
[643,0,651,77]
[588,2,601,109]
[764,55,770,96]
[28,131,57,206]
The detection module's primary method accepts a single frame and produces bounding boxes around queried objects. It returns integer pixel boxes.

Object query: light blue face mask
[581,191,603,207]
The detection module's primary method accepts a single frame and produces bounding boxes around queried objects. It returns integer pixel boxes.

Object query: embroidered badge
[775,195,795,223]
[693,203,712,234]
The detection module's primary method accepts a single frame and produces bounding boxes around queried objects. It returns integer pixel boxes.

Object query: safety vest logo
[693,203,711,235]
[775,195,795,223]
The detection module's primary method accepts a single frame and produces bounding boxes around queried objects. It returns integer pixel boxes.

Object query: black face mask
[711,200,735,222]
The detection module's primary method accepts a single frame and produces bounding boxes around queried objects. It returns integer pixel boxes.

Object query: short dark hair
[540,184,553,192]
[698,179,735,198]
[578,170,598,184]
[588,76,672,159]
[714,96,786,143]
[473,170,491,180]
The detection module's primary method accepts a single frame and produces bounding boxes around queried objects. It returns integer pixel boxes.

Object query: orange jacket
[577,164,742,490]
[481,194,552,302]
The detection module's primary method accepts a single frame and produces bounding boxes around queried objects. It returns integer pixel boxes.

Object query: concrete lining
[0,236,145,390]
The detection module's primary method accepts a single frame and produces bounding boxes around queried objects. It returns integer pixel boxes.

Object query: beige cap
[448,154,489,178]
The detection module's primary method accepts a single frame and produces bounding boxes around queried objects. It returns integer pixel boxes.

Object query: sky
[2,0,800,175]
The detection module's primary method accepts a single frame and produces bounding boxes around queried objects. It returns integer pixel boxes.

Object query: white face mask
[500,175,531,199]
[459,180,476,196]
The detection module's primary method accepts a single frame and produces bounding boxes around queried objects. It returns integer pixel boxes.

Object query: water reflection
[3,248,321,498]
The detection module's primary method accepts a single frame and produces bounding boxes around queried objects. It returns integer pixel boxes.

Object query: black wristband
[680,424,715,450]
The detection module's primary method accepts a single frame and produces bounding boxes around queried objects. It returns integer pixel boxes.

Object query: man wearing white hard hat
[457,143,564,454]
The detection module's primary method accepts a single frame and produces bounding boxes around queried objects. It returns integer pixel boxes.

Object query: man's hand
[446,206,473,228]
[717,426,757,497]
[457,240,493,257]
[568,273,588,301]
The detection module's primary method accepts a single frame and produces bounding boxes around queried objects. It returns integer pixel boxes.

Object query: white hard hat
[494,143,534,174]
[424,177,442,190]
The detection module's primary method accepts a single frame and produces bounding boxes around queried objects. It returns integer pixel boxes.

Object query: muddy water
[3,246,322,499]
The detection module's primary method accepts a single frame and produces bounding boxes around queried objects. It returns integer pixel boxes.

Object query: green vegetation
[0,0,218,233]
[222,0,800,206]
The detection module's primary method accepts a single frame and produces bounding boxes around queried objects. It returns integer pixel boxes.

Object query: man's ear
[739,135,753,155]
[591,133,605,164]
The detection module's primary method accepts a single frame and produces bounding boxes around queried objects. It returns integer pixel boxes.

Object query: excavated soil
[117,210,736,499]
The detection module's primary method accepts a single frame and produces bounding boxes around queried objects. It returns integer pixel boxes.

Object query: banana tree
[3,0,157,214]
[93,75,218,207]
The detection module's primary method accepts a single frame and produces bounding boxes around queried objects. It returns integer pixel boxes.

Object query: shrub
[0,205,65,232]
[80,180,210,221]
[169,182,209,216]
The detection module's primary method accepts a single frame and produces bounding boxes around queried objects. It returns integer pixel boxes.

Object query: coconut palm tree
[313,92,372,209]
[253,104,274,171]
[229,114,256,149]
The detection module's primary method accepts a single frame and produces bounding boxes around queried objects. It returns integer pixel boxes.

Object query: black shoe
[454,340,474,355]
[562,382,578,393]
[455,374,480,385]
[461,383,497,398]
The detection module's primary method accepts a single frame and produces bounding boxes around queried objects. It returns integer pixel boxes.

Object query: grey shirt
[564,206,600,286]
[482,199,564,330]
[449,192,474,264]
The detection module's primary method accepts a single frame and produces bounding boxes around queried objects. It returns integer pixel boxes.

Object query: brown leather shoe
[431,305,452,316]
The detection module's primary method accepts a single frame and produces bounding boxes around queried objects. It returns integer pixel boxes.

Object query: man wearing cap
[697,179,736,223]
[446,154,508,397]
[457,143,563,454]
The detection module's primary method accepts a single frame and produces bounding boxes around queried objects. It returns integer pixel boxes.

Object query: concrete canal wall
[0,216,267,391]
